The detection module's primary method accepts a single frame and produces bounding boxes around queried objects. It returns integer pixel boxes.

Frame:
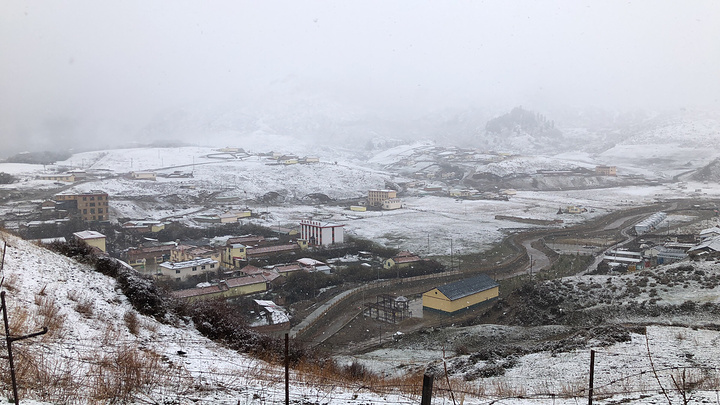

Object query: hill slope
[0,233,408,404]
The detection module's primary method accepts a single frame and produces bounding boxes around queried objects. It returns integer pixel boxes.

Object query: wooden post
[588,349,595,405]
[421,373,434,405]
[285,333,289,405]
[1,291,47,405]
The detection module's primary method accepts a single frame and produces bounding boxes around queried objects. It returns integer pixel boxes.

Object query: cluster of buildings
[600,222,720,271]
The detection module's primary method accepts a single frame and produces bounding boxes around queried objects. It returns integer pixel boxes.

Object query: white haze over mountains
[2,1,720,156]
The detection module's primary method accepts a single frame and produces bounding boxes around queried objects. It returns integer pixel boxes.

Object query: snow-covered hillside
[0,234,411,404]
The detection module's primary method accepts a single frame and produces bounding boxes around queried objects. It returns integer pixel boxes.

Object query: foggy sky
[2,1,720,155]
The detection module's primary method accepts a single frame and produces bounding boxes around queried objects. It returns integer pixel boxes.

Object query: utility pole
[530,254,533,277]
[450,238,454,271]
[284,333,289,405]
[588,349,595,405]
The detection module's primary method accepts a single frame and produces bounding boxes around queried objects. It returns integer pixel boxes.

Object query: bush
[0,172,16,184]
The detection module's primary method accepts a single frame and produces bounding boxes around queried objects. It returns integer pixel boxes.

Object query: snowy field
[3,144,720,256]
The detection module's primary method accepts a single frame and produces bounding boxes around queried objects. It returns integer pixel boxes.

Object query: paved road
[521,237,551,275]
[289,287,360,338]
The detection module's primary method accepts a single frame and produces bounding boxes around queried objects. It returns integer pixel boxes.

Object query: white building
[300,220,344,246]
[159,258,218,281]
[130,172,157,180]
[381,198,402,210]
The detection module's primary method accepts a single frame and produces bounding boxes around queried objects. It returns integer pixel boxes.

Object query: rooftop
[435,274,499,301]
[73,230,106,240]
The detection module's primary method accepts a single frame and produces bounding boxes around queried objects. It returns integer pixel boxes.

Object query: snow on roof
[300,219,344,228]
[689,236,720,252]
[159,257,218,269]
[603,256,642,263]
[392,255,422,264]
[700,226,720,236]
[274,263,303,273]
[297,258,325,267]
[252,299,290,325]
[172,284,225,299]
[73,230,106,240]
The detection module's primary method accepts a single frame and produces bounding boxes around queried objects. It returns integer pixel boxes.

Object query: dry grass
[11,345,86,404]
[66,289,93,317]
[34,294,65,340]
[3,272,20,292]
[123,310,139,335]
[87,345,165,403]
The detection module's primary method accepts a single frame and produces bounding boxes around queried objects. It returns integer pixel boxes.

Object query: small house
[130,172,157,181]
[73,230,107,253]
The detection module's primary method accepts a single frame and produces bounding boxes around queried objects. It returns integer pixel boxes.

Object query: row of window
[82,208,104,214]
[174,263,216,274]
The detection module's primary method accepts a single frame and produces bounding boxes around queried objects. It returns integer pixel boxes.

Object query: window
[83,209,87,214]
[176,270,181,274]
[97,196,103,201]
[90,196,94,200]
[82,197,87,201]
[90,208,95,214]
[89,202,95,207]
[201,265,206,270]
[92,216,96,220]
[210,264,215,268]
[98,209,103,214]
[192,266,197,271]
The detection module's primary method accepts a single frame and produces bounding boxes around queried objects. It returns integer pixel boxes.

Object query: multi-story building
[595,165,617,176]
[367,189,397,207]
[54,191,109,221]
[300,220,344,246]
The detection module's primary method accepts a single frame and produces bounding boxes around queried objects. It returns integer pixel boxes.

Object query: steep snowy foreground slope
[0,234,413,404]
[8,233,720,404]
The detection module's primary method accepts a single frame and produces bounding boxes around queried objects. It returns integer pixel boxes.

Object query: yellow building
[367,189,397,207]
[55,191,109,221]
[171,274,268,302]
[423,274,499,313]
[38,173,76,182]
[73,230,107,253]
[130,172,157,180]
[223,243,248,268]
[595,165,617,176]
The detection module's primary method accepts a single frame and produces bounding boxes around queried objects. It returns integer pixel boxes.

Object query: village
[2,152,720,350]
[1,143,720,353]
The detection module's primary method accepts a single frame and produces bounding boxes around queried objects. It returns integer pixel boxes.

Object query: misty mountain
[692,158,720,183]
[480,106,564,154]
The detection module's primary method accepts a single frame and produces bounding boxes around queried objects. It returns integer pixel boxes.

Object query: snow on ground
[348,260,720,404]
[5,143,720,257]
[0,163,46,175]
[0,234,417,404]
